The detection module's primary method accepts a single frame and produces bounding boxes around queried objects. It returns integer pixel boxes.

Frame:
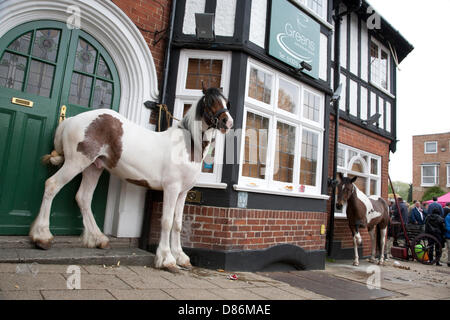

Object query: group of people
[389,197,450,266]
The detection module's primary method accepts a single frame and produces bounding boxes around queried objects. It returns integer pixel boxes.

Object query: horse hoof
[378,261,385,266]
[35,240,52,250]
[164,265,180,274]
[179,262,193,271]
[97,241,110,249]
[353,262,359,266]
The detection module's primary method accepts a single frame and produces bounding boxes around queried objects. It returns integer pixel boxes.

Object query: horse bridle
[203,99,230,129]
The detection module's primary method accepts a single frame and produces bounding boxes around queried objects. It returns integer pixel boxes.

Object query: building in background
[412,132,450,201]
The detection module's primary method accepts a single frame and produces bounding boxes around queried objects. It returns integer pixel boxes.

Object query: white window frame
[173,49,232,188]
[335,144,382,218]
[235,58,326,199]
[421,164,439,187]
[292,0,328,22]
[424,141,438,154]
[447,164,450,187]
[369,38,390,94]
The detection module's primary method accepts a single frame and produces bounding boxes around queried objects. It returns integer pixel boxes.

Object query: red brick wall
[149,202,328,252]
[112,0,172,88]
[412,132,450,201]
[328,116,391,257]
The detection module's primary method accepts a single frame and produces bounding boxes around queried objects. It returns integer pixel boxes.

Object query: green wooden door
[0,20,120,235]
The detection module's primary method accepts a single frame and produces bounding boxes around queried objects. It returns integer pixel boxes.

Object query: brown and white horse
[29,86,233,271]
[336,173,390,266]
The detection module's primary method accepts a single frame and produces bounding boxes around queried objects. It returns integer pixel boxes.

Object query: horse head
[336,172,357,210]
[197,82,233,134]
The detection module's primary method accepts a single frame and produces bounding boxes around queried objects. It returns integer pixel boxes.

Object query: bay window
[237,60,325,197]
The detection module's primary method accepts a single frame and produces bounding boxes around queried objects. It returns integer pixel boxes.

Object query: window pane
[370,179,378,195]
[248,67,272,104]
[74,38,97,74]
[337,147,345,167]
[32,29,60,63]
[92,79,113,109]
[243,112,269,179]
[306,0,323,16]
[273,122,295,183]
[350,175,367,194]
[96,55,111,79]
[380,50,388,89]
[186,58,222,89]
[202,138,215,173]
[303,91,320,122]
[351,159,365,173]
[371,158,378,175]
[425,142,437,153]
[278,78,297,113]
[8,32,32,54]
[69,73,93,106]
[370,42,379,85]
[422,166,435,177]
[300,130,318,186]
[0,52,27,90]
[26,60,54,98]
[183,103,192,117]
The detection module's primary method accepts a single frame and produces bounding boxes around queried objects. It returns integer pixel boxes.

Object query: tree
[421,186,445,202]
[388,181,409,200]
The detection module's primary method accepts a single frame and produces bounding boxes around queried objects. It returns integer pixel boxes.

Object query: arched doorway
[0,20,120,234]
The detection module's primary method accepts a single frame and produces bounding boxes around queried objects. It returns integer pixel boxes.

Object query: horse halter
[203,99,230,129]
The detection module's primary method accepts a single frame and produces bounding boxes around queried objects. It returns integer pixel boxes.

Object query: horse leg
[29,160,86,249]
[353,234,360,266]
[155,186,179,271]
[378,227,387,265]
[368,227,377,263]
[75,164,109,249]
[170,191,191,268]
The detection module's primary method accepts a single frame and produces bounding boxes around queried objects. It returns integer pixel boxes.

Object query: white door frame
[0,0,160,237]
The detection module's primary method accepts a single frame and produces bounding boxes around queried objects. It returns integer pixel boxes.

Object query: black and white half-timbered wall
[147,0,413,269]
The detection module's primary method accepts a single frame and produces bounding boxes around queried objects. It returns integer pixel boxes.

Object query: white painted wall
[360,86,368,120]
[215,0,236,37]
[386,101,391,132]
[360,22,368,81]
[319,32,328,81]
[349,12,359,75]
[183,0,206,35]
[249,0,267,48]
[340,74,347,111]
[378,96,384,129]
[340,14,347,69]
[349,80,358,117]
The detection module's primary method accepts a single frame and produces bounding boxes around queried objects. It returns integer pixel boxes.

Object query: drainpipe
[140,0,177,251]
[326,0,362,257]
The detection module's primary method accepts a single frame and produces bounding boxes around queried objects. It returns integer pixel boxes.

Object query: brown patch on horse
[77,114,123,168]
[126,179,151,189]
[368,198,390,229]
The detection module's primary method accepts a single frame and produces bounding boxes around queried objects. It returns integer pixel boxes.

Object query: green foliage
[389,181,410,200]
[421,186,445,202]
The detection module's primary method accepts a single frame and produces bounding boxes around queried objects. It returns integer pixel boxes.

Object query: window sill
[369,81,395,99]
[194,182,228,190]
[233,184,330,200]
[421,184,438,188]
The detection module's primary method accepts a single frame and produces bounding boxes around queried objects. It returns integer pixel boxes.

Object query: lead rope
[156,104,180,132]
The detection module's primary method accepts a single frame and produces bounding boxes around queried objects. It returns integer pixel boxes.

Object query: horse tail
[41,120,67,166]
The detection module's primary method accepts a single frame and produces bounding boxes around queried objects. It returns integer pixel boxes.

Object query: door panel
[0,20,120,235]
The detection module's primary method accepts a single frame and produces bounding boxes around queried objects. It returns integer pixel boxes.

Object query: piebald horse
[29,86,233,271]
[336,173,390,266]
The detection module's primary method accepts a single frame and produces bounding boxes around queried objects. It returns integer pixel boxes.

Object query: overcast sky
[367,0,450,183]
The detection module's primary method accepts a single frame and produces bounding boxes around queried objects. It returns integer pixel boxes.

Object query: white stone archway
[0,0,160,237]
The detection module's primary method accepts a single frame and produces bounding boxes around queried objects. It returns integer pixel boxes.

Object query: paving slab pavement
[0,257,448,300]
